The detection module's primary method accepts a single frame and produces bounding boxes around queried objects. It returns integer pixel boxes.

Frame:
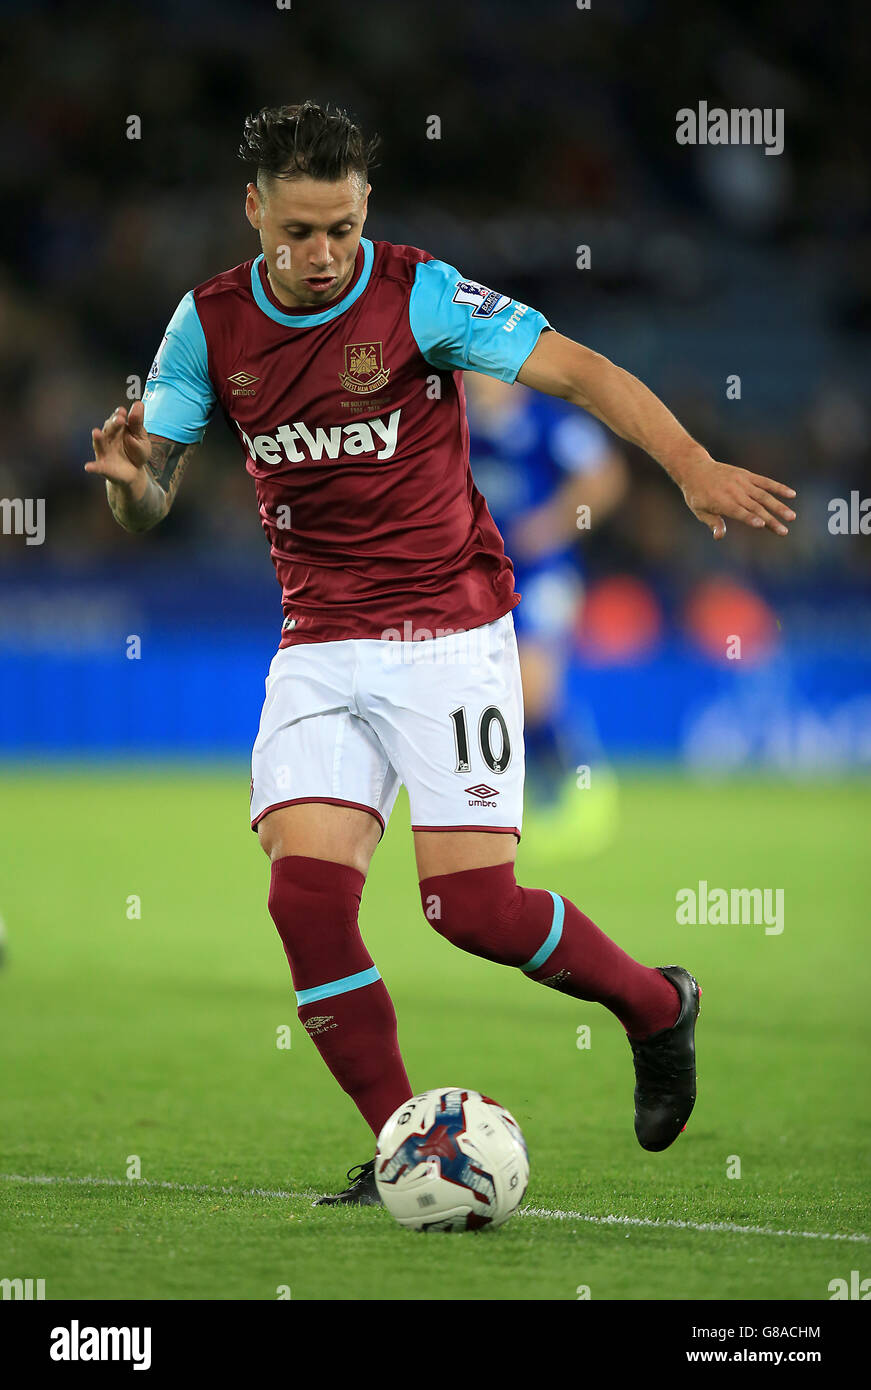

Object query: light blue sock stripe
[521,892,565,974]
[296,965,381,1007]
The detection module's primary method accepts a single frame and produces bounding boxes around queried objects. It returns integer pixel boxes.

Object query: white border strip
[2,1173,868,1243]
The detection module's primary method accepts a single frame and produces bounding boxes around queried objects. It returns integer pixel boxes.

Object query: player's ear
[245,183,262,230]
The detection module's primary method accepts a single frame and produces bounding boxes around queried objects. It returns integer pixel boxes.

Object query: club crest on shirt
[339,341,391,394]
[452,280,511,318]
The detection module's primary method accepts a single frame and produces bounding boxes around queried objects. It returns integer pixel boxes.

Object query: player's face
[246,173,370,308]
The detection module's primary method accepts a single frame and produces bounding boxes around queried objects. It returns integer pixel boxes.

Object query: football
[374,1087,530,1231]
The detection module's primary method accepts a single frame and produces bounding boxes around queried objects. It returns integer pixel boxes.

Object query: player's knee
[267,854,365,978]
[419,862,522,962]
[257,804,380,876]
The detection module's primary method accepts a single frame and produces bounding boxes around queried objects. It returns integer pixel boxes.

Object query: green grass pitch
[1,765,869,1300]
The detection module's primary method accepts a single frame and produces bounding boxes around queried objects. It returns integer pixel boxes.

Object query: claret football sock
[268,855,412,1135]
[419,861,680,1038]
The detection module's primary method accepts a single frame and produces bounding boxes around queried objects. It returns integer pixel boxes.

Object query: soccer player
[86,102,796,1206]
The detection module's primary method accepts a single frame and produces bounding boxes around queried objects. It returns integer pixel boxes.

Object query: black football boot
[628,965,701,1152]
[312,1158,382,1207]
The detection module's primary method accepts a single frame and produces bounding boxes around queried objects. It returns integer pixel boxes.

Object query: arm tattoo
[145,438,199,509]
[106,438,199,533]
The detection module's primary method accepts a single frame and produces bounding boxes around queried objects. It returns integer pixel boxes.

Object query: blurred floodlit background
[0,0,868,776]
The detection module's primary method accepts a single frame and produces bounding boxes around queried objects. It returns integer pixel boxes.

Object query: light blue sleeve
[142,291,215,443]
[408,258,551,383]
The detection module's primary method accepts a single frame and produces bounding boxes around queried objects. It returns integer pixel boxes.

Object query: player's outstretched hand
[85,401,152,492]
[679,455,796,540]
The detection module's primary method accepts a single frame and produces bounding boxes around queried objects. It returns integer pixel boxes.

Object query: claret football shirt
[143,237,550,647]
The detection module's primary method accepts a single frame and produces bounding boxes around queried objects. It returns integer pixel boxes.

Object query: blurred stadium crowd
[0,0,868,605]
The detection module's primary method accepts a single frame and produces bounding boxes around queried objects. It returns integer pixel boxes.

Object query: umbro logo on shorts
[466,783,500,807]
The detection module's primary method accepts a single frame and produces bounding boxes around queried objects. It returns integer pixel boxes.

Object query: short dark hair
[238,101,380,194]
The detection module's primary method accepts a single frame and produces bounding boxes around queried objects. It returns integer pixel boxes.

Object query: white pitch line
[518,1205,871,1244]
[0,1173,302,1201]
[2,1173,869,1244]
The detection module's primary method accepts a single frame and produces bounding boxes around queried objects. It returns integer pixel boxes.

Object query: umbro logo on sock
[304,1015,337,1036]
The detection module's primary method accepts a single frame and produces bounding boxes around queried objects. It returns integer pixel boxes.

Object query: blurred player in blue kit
[465,372,627,852]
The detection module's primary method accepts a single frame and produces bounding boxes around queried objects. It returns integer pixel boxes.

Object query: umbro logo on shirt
[228,371,259,396]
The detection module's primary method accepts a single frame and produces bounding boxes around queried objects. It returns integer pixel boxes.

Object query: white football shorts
[250,611,525,841]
